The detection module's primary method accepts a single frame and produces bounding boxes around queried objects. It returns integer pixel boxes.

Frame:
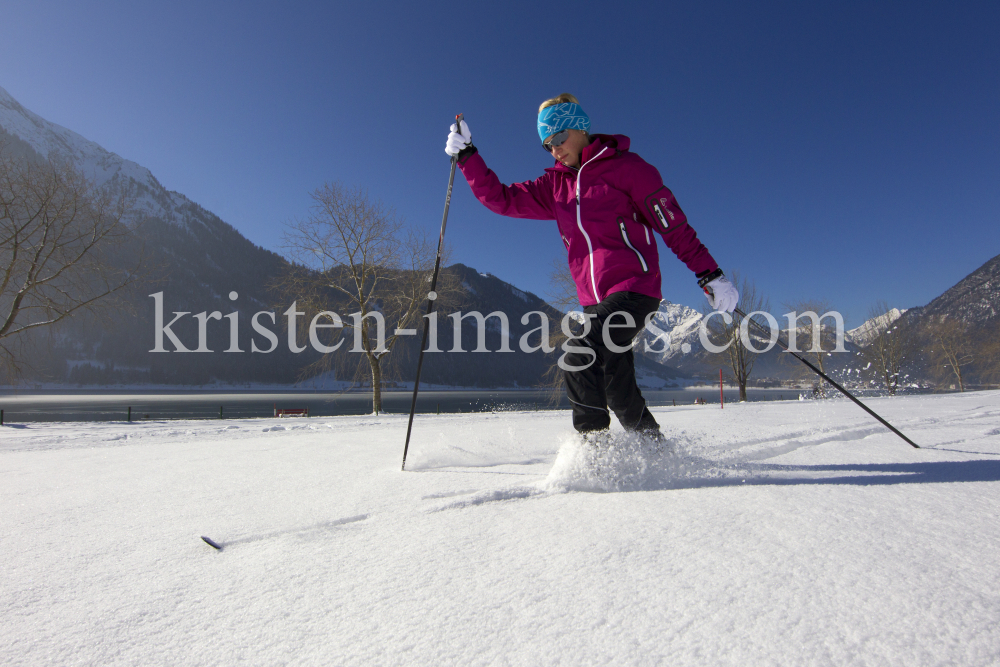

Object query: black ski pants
[563,291,662,433]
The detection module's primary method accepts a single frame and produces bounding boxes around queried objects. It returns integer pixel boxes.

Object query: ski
[201,535,222,550]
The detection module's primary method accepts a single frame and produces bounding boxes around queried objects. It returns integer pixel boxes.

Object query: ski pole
[401,113,464,471]
[731,304,920,449]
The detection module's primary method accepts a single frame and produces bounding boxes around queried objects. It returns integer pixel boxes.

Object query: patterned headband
[537,103,591,142]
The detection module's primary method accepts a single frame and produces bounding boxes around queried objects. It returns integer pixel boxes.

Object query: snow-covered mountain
[639,300,705,363]
[0,85,202,227]
[846,308,906,348]
[0,85,151,186]
[0,87,316,385]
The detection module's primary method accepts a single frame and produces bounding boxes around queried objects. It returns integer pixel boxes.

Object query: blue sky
[3,0,998,327]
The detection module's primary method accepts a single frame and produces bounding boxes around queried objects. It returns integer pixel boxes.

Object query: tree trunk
[738,381,748,402]
[369,354,382,414]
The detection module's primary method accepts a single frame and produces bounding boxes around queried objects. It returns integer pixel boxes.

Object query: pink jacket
[458,134,718,307]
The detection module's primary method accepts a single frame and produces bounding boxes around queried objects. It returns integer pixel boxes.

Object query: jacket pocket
[618,217,649,273]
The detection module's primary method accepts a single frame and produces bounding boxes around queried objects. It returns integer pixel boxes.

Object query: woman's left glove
[704,275,739,312]
[445,120,472,156]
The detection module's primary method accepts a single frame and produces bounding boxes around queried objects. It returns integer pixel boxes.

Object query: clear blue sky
[3,0,998,327]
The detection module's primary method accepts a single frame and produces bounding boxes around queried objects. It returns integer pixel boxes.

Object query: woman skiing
[445,94,739,439]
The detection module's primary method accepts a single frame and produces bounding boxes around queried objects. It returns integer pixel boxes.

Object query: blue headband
[537,102,591,142]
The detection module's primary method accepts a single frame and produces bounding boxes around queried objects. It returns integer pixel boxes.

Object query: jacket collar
[545,134,630,174]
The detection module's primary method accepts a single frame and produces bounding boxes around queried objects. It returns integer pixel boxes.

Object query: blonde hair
[539,93,581,113]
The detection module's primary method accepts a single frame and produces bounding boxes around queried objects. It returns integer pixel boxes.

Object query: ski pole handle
[451,113,465,161]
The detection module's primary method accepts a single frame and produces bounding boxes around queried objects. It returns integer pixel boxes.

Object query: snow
[2,390,1000,665]
[508,285,531,302]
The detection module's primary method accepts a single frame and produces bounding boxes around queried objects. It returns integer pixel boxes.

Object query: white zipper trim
[619,220,648,272]
[652,203,670,230]
[575,147,609,303]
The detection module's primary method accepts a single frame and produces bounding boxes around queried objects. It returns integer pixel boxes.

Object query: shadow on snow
[736,459,1000,488]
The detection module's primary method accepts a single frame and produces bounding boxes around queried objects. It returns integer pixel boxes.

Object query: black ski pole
[731,305,919,448]
[401,113,464,471]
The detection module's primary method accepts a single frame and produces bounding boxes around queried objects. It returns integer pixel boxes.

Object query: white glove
[445,120,472,156]
[705,275,739,312]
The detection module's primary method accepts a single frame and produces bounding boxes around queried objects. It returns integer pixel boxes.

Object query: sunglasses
[543,129,571,152]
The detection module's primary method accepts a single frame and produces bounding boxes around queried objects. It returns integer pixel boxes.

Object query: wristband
[697,268,724,289]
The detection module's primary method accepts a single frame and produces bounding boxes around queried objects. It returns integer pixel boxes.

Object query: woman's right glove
[445,120,472,156]
[704,275,739,313]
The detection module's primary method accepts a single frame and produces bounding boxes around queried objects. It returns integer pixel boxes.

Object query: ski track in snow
[208,514,371,550]
[2,391,1000,665]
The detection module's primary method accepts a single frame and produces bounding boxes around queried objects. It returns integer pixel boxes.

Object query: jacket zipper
[575,147,609,303]
[652,202,670,231]
[618,218,648,272]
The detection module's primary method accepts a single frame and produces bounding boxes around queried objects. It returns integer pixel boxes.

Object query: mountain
[0,86,155,190]
[639,301,705,364]
[895,253,1000,386]
[1,85,309,386]
[903,254,1000,330]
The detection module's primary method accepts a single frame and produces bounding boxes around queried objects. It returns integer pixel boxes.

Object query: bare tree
[278,182,459,413]
[984,328,1000,388]
[0,141,144,382]
[924,316,975,392]
[858,300,912,395]
[545,255,581,315]
[703,271,770,401]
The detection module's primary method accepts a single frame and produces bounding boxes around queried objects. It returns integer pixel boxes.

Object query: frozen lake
[0,387,797,422]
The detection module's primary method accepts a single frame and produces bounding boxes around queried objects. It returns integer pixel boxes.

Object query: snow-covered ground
[2,391,999,666]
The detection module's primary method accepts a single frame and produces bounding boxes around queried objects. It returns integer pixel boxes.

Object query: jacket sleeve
[457,148,555,220]
[620,154,719,277]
